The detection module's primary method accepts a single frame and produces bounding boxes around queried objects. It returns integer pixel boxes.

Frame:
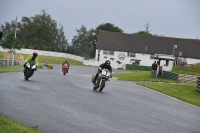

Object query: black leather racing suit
[93,63,112,83]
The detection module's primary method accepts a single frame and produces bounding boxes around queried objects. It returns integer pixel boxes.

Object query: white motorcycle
[91,68,111,92]
[24,60,36,80]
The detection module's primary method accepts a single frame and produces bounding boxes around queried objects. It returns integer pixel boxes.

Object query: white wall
[185,58,200,65]
[0,46,84,62]
[83,60,101,66]
[162,61,173,71]
[95,49,156,69]
[95,49,177,71]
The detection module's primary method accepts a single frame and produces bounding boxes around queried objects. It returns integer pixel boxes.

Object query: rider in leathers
[93,60,112,84]
[62,59,70,72]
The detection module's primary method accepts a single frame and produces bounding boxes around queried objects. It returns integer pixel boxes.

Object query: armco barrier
[126,64,151,71]
[0,47,84,62]
[151,70,157,78]
[178,74,198,84]
[197,76,200,91]
[163,71,179,80]
[83,60,100,67]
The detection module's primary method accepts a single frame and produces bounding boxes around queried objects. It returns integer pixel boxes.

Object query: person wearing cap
[92,60,112,84]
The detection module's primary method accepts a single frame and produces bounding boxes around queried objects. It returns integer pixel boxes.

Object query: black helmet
[105,60,110,66]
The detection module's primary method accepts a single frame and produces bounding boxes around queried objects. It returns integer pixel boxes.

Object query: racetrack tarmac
[0,65,200,133]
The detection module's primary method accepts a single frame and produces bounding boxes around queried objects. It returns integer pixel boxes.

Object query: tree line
[0,11,163,58]
[0,11,68,53]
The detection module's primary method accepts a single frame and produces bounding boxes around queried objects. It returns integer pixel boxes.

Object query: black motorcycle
[24,60,36,80]
[91,68,111,92]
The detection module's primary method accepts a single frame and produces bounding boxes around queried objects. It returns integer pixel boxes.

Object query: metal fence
[0,59,7,67]
[0,59,23,67]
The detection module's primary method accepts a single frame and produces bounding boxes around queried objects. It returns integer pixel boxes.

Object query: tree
[91,23,123,57]
[0,11,68,52]
[55,24,68,52]
[134,30,152,36]
[144,22,151,34]
[95,23,123,33]
[71,25,94,58]
[133,22,153,36]
[153,34,165,37]
[0,31,21,49]
[71,23,123,58]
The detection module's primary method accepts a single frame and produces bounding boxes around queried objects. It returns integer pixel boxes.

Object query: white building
[84,31,200,71]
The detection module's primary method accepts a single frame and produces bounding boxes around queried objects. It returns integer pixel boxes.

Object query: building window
[103,50,109,55]
[150,54,155,59]
[103,50,114,55]
[127,52,135,57]
[164,60,169,66]
[109,51,114,55]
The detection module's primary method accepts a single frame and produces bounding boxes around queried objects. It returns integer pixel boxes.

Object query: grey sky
[0,0,199,43]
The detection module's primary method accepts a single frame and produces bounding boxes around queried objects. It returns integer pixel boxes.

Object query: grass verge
[0,115,42,133]
[172,69,200,76]
[113,70,178,83]
[0,51,84,66]
[138,82,200,107]
[113,70,200,107]
[172,63,200,76]
[0,65,23,74]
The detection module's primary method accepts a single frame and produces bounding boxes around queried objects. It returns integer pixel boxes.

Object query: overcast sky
[0,0,200,43]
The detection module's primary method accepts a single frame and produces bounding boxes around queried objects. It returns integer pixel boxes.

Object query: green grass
[0,51,5,59]
[0,65,23,74]
[172,63,200,76]
[37,55,84,66]
[113,70,178,83]
[0,51,84,66]
[138,82,200,107]
[0,115,42,133]
[113,70,200,107]
[172,69,199,76]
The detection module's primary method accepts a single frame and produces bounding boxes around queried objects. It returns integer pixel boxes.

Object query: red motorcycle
[62,63,69,75]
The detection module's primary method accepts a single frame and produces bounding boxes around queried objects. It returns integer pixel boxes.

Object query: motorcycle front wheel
[63,71,66,75]
[24,70,32,80]
[99,80,105,92]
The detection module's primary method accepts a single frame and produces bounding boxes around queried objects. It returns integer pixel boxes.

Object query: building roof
[96,31,200,59]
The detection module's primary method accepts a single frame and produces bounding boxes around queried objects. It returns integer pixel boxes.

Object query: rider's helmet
[33,51,38,57]
[65,59,68,62]
[105,60,111,66]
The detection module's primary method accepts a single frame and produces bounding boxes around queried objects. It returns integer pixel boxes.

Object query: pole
[12,16,17,65]
[14,28,16,39]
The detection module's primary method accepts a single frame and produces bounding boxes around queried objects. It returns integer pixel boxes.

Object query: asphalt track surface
[0,65,200,133]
